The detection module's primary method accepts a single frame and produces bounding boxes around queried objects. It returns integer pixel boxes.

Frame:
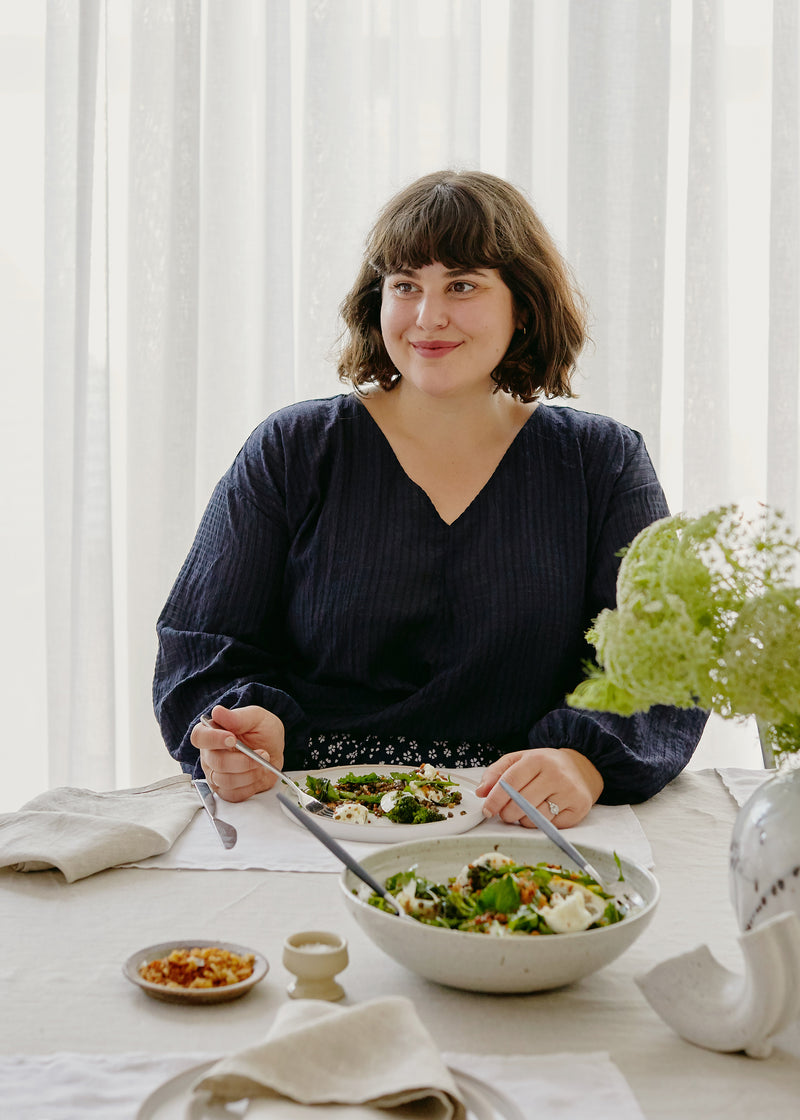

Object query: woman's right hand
[190,704,285,802]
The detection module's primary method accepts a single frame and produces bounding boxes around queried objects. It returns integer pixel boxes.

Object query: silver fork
[199,715,335,818]
[498,780,645,912]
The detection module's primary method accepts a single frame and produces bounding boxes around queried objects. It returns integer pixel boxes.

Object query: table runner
[126,770,654,872]
[0,1049,646,1119]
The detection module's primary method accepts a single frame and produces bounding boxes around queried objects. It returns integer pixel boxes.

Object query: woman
[153,169,707,827]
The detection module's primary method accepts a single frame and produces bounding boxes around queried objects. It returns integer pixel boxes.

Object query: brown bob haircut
[338,169,588,401]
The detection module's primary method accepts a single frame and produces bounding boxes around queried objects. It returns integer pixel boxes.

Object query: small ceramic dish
[282,929,349,1000]
[123,939,269,1005]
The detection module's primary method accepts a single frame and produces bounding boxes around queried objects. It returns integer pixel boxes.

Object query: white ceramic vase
[729,765,800,932]
[635,911,800,1058]
[637,762,800,1058]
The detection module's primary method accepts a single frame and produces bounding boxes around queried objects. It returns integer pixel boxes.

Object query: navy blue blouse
[153,394,706,802]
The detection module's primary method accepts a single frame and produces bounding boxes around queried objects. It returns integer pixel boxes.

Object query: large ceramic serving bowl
[340,832,659,993]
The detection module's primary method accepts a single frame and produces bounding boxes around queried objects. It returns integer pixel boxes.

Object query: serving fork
[199,715,335,818]
[498,779,645,913]
[276,792,412,918]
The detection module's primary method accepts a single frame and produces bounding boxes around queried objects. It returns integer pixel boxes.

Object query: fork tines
[298,793,335,818]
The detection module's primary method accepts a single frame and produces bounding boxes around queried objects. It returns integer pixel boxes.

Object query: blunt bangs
[367,181,514,278]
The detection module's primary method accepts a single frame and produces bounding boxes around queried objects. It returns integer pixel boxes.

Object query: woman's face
[380,261,520,400]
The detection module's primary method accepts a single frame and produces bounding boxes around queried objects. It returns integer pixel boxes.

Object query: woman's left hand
[475,747,604,829]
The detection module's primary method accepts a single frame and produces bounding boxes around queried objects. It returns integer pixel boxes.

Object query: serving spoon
[275,792,413,919]
[498,780,645,912]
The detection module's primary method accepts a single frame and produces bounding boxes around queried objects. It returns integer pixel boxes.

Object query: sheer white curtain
[43,0,115,789]
[4,0,797,805]
[769,0,800,520]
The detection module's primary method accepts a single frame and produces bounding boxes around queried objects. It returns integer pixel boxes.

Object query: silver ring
[547,800,560,817]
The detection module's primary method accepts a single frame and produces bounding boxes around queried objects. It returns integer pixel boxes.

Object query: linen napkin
[716,767,773,807]
[0,774,199,882]
[192,996,466,1118]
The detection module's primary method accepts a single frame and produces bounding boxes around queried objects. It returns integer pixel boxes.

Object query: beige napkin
[193,997,466,1119]
[0,775,199,882]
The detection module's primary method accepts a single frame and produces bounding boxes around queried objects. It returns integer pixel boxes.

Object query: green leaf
[336,772,383,788]
[477,874,521,915]
[601,901,623,925]
[304,775,339,802]
[507,905,541,932]
[384,870,417,891]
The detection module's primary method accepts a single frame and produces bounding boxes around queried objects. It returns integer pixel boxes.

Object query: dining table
[1,764,798,1118]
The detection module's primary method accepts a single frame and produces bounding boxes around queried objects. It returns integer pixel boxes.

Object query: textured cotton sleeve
[153,423,311,777]
[527,706,708,804]
[526,418,708,802]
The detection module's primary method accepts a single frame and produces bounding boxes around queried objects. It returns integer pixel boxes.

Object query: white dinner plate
[279,764,485,843]
[137,1059,524,1119]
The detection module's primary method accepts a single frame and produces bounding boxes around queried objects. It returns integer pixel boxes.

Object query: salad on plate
[304,762,463,825]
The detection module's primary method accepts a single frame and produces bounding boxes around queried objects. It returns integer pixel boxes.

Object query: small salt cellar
[282,930,349,1001]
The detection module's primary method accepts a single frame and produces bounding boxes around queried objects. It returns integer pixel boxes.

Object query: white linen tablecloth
[0,1049,646,1119]
[2,770,798,1120]
[126,770,653,872]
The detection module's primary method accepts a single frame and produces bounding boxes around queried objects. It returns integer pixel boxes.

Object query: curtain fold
[44,0,115,790]
[125,0,202,783]
[32,0,796,792]
[567,0,671,463]
[768,0,800,522]
[683,0,730,510]
[297,0,368,403]
[197,0,295,504]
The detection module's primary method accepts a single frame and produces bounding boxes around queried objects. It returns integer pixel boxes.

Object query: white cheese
[332,802,370,824]
[396,879,439,918]
[379,790,400,813]
[538,884,606,933]
[407,780,445,804]
[454,851,516,891]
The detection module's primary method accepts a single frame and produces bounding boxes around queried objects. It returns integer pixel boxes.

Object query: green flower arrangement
[567,504,800,763]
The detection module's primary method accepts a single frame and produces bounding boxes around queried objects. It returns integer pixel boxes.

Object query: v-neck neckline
[352,393,540,527]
